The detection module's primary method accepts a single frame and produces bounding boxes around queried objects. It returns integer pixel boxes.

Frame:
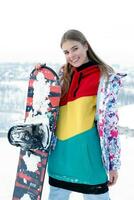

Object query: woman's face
[62,40,89,67]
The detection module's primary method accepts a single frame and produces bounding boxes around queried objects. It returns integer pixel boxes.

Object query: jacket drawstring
[73,72,83,97]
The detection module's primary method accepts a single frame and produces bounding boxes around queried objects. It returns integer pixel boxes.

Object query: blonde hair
[60,29,114,96]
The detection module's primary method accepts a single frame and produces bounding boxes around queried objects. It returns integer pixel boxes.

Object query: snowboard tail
[13,149,49,200]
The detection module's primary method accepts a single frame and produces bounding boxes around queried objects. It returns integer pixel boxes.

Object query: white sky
[0,0,134,67]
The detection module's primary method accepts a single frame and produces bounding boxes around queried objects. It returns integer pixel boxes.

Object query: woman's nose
[68,51,75,59]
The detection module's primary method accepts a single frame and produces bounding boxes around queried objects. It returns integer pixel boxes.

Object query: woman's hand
[108,170,118,186]
[35,63,42,70]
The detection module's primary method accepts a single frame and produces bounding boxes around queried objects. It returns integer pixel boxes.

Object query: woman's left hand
[108,170,118,186]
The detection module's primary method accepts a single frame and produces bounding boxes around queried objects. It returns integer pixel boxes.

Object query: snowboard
[8,64,61,200]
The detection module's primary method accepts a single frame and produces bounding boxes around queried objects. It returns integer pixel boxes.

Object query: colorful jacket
[58,66,126,172]
[95,73,127,172]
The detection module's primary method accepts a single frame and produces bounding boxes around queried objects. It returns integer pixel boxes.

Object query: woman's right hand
[34,63,42,70]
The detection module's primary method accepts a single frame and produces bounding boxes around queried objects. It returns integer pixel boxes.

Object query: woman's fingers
[108,170,118,186]
[35,63,42,70]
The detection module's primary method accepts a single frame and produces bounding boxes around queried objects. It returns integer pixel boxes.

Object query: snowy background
[0,63,134,200]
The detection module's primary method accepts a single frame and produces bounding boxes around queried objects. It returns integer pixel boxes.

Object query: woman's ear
[84,42,89,51]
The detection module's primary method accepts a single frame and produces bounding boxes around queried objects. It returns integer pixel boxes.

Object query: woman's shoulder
[109,72,127,79]
[108,72,127,87]
[101,72,127,84]
[98,72,127,96]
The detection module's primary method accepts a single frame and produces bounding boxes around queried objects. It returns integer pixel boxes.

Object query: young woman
[36,29,126,200]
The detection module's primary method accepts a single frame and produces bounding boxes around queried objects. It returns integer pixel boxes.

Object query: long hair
[60,29,114,96]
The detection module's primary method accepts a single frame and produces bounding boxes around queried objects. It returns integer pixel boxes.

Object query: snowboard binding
[8,123,51,151]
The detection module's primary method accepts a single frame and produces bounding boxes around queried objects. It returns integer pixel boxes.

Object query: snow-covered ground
[0,135,134,200]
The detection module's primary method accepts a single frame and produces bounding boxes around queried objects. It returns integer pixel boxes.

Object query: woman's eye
[64,51,69,55]
[72,47,78,51]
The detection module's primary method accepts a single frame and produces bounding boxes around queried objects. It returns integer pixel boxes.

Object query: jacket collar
[72,61,98,72]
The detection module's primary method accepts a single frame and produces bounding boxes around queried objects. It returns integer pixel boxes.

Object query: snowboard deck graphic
[10,64,61,200]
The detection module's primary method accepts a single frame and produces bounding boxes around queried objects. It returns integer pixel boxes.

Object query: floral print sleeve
[96,73,127,171]
[106,74,124,171]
